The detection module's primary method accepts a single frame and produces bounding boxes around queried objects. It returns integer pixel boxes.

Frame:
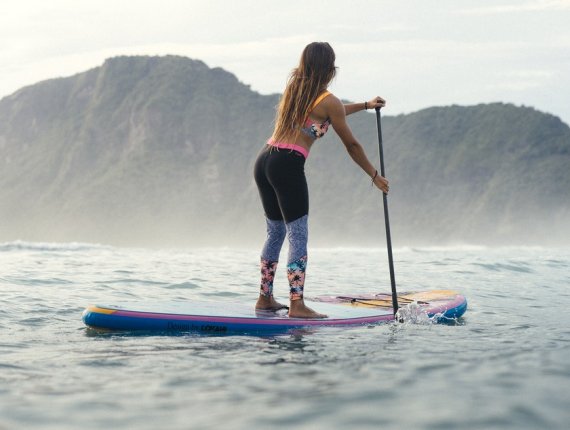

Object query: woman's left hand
[367,96,386,109]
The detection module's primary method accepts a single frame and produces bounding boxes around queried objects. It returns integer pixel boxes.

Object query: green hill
[0,55,568,246]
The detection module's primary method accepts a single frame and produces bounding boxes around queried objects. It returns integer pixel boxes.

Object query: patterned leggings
[254,145,309,300]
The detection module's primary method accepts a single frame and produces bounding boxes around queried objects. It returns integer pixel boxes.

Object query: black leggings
[253,146,309,222]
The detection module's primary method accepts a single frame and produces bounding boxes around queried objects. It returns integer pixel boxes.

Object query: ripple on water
[164,281,200,289]
[472,262,534,273]
[96,278,169,285]
[202,291,244,298]
[1,245,569,430]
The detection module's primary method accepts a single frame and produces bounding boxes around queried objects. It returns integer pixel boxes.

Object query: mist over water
[1,242,569,429]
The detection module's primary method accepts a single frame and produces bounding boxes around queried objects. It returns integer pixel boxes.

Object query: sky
[1,0,569,124]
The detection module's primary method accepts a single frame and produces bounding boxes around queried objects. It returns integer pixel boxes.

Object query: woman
[253,42,389,318]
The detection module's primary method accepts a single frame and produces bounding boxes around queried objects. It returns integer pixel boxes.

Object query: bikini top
[300,91,331,140]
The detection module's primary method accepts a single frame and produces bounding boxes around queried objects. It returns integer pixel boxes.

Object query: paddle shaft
[375,107,399,315]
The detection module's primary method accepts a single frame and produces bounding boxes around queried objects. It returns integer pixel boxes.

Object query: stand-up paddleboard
[82,290,466,334]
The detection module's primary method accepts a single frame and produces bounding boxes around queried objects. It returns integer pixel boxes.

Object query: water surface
[1,243,569,429]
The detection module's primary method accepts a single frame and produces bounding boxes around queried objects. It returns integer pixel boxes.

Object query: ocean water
[0,242,569,430]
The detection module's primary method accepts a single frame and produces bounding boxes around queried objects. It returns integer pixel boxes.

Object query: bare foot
[288,299,328,318]
[255,295,288,311]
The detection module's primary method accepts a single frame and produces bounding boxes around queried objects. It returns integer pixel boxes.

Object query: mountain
[1,55,569,247]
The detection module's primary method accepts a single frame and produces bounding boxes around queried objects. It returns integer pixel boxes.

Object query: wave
[0,240,111,252]
[312,244,490,253]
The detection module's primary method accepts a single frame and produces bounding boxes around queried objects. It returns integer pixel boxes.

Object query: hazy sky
[1,0,569,124]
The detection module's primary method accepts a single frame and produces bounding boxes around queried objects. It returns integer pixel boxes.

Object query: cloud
[486,69,555,91]
[458,0,570,15]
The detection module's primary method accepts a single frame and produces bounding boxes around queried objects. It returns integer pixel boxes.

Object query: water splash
[395,301,436,325]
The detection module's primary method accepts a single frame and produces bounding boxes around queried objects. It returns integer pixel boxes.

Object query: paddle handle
[375,107,399,315]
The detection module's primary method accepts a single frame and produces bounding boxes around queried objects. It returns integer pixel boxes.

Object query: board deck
[82,290,467,334]
[313,290,467,319]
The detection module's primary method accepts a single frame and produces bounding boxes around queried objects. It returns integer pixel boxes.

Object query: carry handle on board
[375,107,399,316]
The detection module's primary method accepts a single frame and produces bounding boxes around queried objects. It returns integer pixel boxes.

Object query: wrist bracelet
[364,101,368,110]
[371,170,378,185]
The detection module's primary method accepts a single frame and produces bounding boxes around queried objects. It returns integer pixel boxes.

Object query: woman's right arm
[326,95,389,194]
[344,96,386,116]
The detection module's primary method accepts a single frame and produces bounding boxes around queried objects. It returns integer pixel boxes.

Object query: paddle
[375,107,399,316]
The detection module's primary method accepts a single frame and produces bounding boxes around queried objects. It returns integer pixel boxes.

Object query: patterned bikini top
[300,91,332,140]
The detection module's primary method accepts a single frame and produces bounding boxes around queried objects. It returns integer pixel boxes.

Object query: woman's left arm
[344,96,386,116]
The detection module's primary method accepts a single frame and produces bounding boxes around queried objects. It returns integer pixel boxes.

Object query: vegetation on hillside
[0,56,568,246]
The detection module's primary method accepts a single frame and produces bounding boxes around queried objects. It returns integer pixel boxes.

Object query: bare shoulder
[323,92,341,106]
[323,93,346,122]
[322,93,344,114]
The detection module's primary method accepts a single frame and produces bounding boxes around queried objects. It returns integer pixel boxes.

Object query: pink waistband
[266,139,309,159]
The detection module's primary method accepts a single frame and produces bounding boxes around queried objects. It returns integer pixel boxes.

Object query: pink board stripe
[111,310,394,326]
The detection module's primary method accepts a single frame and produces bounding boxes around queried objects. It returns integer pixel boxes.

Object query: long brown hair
[272,42,336,142]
